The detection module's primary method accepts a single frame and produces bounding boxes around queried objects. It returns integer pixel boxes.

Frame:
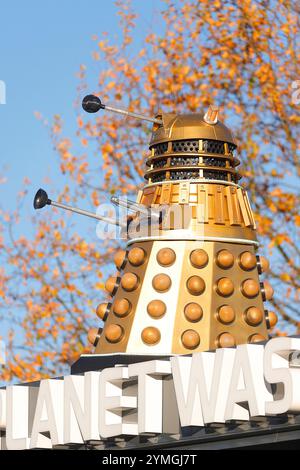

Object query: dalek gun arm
[33,188,126,227]
[111,195,162,222]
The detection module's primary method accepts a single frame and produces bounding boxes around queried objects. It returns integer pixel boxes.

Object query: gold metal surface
[172,241,268,354]
[150,112,236,146]
[139,182,256,229]
[94,241,153,354]
[91,109,274,357]
[173,241,215,352]
[135,182,257,243]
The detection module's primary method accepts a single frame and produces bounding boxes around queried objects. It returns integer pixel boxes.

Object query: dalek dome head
[79,96,240,184]
[146,105,240,185]
[150,108,236,148]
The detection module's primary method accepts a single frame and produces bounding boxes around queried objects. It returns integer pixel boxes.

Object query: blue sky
[0,0,162,232]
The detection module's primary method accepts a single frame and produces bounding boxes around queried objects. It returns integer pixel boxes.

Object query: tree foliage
[0,0,299,381]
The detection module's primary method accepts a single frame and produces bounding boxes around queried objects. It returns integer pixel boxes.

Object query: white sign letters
[0,337,299,449]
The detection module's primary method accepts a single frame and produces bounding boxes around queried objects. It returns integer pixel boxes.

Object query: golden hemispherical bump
[105,324,124,343]
[263,281,274,300]
[217,305,235,324]
[268,311,278,328]
[245,307,263,326]
[190,249,208,268]
[128,247,145,266]
[121,272,139,292]
[105,276,118,295]
[181,330,200,350]
[217,332,236,348]
[114,249,127,270]
[186,276,206,295]
[239,251,257,271]
[147,300,166,319]
[113,298,131,317]
[216,277,234,297]
[141,327,161,345]
[248,333,266,344]
[152,273,171,292]
[88,327,102,346]
[216,250,234,269]
[96,302,109,320]
[241,279,259,298]
[156,248,176,267]
[260,256,270,273]
[184,303,203,322]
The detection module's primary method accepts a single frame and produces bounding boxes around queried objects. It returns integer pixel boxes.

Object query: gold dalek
[34,96,278,358]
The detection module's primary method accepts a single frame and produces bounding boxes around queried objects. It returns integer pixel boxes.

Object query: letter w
[171,349,236,426]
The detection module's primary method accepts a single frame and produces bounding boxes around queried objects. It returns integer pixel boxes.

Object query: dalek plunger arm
[33,188,125,227]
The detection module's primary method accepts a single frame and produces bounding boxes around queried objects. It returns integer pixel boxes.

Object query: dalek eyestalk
[82,95,162,125]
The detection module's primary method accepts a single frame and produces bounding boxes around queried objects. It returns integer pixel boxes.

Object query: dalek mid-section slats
[137,182,256,229]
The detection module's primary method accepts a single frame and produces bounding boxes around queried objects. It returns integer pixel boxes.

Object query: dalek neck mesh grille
[172,140,199,153]
[170,157,200,166]
[147,139,239,184]
[153,159,167,169]
[154,142,168,156]
[149,170,230,183]
[150,139,237,156]
[202,140,225,154]
[204,157,227,167]
[151,156,228,169]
